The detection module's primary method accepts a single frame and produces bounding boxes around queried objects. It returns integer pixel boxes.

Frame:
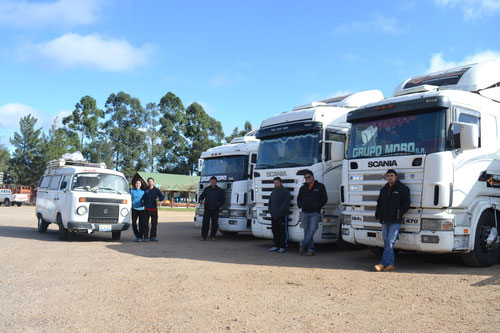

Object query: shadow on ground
[1,221,499,285]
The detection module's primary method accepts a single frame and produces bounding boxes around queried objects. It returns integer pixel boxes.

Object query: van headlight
[76,206,87,216]
[120,208,129,217]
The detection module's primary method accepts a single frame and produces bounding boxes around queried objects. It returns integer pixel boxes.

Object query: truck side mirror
[251,154,257,164]
[198,159,203,172]
[330,141,345,162]
[458,122,479,150]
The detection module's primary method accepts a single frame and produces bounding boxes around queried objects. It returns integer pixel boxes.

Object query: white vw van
[36,154,131,241]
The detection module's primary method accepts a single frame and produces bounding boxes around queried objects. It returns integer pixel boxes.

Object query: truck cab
[341,60,500,266]
[195,134,259,235]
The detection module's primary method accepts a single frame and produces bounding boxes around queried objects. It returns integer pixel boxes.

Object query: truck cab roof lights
[393,59,500,97]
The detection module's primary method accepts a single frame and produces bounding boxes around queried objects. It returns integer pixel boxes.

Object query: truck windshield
[71,173,129,194]
[347,109,446,159]
[201,155,248,182]
[256,131,320,169]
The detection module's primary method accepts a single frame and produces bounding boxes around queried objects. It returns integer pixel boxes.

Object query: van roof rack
[46,159,106,169]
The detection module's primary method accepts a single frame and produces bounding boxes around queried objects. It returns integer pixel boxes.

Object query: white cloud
[0,0,107,29]
[332,14,406,35]
[427,50,500,72]
[18,33,155,72]
[0,103,40,129]
[210,70,243,88]
[433,0,500,21]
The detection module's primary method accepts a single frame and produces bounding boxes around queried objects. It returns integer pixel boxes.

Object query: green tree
[184,102,224,174]
[62,96,104,150]
[8,115,45,186]
[41,118,80,161]
[157,92,187,173]
[144,102,161,172]
[225,120,253,143]
[0,144,10,182]
[103,92,147,177]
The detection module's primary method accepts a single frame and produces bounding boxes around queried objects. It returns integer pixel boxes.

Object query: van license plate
[99,225,112,231]
[376,232,383,240]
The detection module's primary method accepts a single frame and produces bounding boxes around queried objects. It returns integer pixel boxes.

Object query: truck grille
[89,204,119,223]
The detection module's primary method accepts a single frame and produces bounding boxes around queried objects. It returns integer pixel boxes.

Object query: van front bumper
[67,222,130,232]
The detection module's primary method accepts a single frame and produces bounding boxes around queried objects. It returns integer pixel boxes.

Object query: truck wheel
[16,202,22,207]
[57,215,69,241]
[112,231,121,240]
[4,198,10,207]
[220,231,238,236]
[37,214,49,233]
[461,210,500,267]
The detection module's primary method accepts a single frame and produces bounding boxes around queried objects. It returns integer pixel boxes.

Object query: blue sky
[1,0,500,148]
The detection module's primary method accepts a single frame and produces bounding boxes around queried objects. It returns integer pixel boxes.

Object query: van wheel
[112,231,121,240]
[4,198,10,207]
[16,202,22,207]
[461,210,500,267]
[57,215,69,241]
[37,214,49,233]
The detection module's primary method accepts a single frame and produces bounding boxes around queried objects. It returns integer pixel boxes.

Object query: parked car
[0,189,29,206]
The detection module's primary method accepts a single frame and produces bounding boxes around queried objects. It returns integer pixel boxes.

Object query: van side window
[453,107,481,148]
[325,130,347,161]
[39,176,51,188]
[49,175,62,190]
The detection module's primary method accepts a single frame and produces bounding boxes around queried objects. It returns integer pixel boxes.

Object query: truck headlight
[349,185,360,191]
[120,208,129,217]
[76,206,87,216]
[350,175,364,181]
[422,219,454,231]
[230,209,246,217]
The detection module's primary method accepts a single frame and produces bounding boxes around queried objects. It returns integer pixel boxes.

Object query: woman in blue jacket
[130,180,146,242]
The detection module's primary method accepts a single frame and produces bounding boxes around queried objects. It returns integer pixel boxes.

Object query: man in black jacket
[297,170,328,256]
[143,177,165,242]
[268,177,291,253]
[199,176,225,240]
[374,169,410,272]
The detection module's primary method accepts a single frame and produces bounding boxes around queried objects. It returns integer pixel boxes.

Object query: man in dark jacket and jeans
[268,177,291,253]
[374,169,410,272]
[297,170,328,256]
[143,177,165,242]
[199,176,225,240]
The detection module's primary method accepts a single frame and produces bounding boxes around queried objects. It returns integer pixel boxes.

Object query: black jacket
[375,180,411,224]
[268,185,291,217]
[142,187,165,210]
[297,180,328,213]
[199,185,225,210]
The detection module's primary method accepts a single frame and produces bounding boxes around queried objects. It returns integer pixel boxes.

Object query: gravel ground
[0,206,499,332]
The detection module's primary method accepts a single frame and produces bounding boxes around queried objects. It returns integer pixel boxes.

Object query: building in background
[131,172,199,208]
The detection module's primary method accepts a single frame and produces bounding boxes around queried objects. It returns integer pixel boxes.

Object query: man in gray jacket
[268,177,291,253]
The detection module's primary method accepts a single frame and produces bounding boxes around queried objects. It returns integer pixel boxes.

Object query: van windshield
[71,173,129,194]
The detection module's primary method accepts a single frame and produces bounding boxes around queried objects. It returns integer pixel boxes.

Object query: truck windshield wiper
[274,162,302,167]
[379,150,414,156]
[256,163,273,169]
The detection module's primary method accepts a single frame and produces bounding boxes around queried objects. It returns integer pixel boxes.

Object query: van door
[37,176,52,218]
[56,175,72,223]
[46,175,62,223]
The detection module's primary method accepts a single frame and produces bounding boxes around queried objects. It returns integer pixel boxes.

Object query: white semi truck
[252,91,384,244]
[194,133,259,235]
[340,60,500,267]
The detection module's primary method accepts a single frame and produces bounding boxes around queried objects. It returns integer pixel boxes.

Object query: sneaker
[142,238,149,242]
[306,250,315,256]
[268,246,279,252]
[200,237,207,241]
[383,265,395,272]
[278,248,286,253]
[374,264,384,272]
[135,237,141,242]
[150,237,158,242]
[211,237,216,241]
[299,244,306,255]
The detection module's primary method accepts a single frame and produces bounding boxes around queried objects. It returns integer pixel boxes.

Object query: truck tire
[4,198,10,207]
[112,231,121,241]
[461,210,500,267]
[37,214,49,233]
[57,215,69,241]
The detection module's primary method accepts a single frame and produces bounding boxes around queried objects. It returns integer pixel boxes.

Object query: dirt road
[0,206,498,332]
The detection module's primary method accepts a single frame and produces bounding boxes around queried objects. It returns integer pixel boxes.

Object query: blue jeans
[380,223,400,267]
[301,212,320,251]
